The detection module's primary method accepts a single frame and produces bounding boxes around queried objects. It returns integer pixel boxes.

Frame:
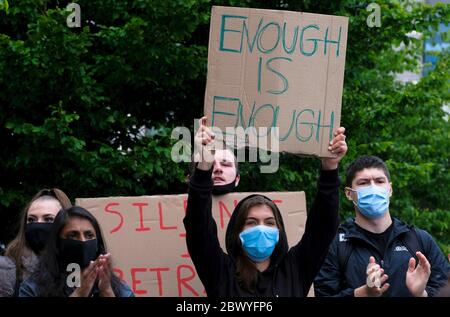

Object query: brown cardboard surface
[204,6,348,157]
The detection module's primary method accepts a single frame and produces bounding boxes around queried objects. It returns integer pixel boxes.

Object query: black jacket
[183,167,340,297]
[314,217,450,297]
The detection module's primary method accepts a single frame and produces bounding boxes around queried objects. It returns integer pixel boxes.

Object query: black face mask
[212,179,237,196]
[25,222,53,254]
[59,238,98,270]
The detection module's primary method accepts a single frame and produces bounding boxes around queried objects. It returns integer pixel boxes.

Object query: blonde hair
[5,188,71,281]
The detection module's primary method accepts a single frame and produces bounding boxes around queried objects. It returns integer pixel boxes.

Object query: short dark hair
[345,155,391,187]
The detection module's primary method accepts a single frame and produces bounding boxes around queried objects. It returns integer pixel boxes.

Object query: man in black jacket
[314,155,450,297]
[183,116,347,297]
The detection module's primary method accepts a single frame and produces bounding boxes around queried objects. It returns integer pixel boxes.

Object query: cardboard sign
[76,192,308,297]
[204,6,348,157]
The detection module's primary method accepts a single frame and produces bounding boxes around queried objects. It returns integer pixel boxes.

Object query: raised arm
[289,127,347,294]
[183,117,230,294]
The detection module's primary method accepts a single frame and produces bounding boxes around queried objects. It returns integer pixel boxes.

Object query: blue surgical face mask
[239,225,279,263]
[349,185,390,219]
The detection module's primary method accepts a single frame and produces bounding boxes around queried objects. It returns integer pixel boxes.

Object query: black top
[355,221,394,258]
[183,166,340,297]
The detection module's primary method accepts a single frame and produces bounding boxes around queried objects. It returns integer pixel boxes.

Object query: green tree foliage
[1,1,448,254]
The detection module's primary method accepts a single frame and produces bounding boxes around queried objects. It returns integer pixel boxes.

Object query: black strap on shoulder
[336,231,354,289]
[337,231,354,273]
[400,227,425,261]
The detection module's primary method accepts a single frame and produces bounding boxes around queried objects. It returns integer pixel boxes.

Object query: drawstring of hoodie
[272,264,278,297]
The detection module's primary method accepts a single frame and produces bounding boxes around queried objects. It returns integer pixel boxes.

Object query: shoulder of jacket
[337,221,354,236]
[401,226,431,244]
[411,227,430,238]
[0,256,16,288]
[0,256,16,269]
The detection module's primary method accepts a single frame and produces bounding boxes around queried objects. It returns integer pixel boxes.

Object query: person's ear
[389,182,393,197]
[235,174,240,187]
[344,187,353,201]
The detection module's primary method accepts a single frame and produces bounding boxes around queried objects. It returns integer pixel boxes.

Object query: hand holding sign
[195,116,216,171]
[321,127,347,170]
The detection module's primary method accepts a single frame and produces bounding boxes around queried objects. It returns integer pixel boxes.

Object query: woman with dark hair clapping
[19,206,133,297]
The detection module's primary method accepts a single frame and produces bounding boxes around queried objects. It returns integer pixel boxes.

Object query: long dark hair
[32,206,122,297]
[5,188,72,281]
[231,196,284,293]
